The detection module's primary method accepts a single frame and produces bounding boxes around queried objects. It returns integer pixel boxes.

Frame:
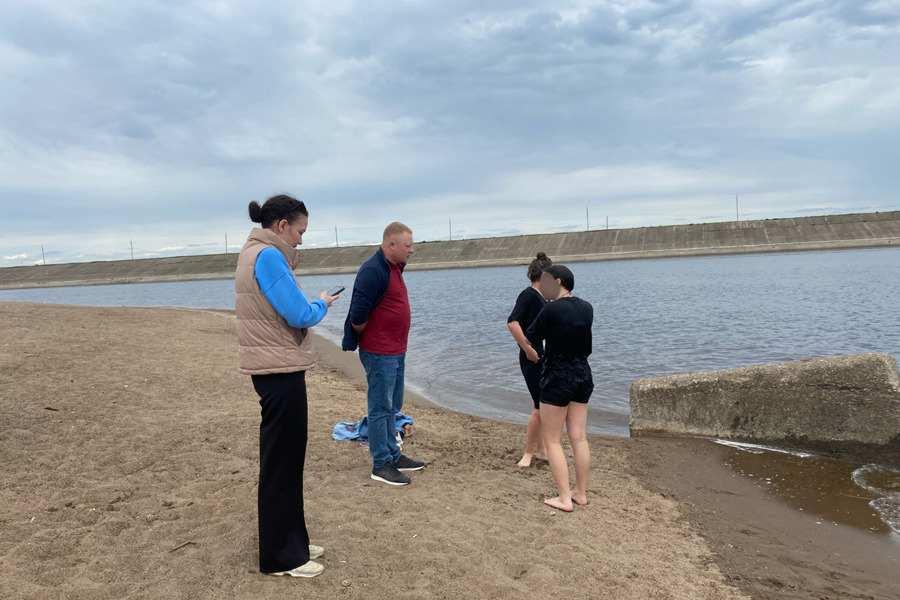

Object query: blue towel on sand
[332,413,414,442]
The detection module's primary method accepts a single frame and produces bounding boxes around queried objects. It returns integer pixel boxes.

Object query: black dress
[508,287,547,409]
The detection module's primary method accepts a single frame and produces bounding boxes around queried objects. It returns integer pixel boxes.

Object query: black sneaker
[394,455,425,471]
[371,464,411,486]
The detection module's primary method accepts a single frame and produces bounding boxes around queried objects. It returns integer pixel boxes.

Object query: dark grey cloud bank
[1,0,898,265]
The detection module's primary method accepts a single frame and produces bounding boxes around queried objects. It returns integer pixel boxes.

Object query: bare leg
[533,408,547,461]
[566,402,590,506]
[540,403,572,512]
[517,409,545,467]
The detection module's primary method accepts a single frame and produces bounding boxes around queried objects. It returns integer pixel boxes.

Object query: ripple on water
[714,439,815,458]
[852,465,900,534]
[870,496,900,535]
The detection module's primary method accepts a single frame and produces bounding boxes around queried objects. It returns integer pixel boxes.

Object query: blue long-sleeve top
[255,247,327,328]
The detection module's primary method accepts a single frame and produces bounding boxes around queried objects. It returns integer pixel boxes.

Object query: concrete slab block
[630,353,900,449]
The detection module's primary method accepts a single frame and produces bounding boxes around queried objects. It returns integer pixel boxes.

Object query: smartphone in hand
[327,286,345,296]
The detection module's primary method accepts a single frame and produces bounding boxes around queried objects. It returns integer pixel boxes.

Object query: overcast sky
[1,0,898,266]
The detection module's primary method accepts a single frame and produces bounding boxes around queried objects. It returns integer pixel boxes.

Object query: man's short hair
[383,222,413,241]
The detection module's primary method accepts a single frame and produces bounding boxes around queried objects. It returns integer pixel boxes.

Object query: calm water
[3,247,900,535]
[3,248,897,436]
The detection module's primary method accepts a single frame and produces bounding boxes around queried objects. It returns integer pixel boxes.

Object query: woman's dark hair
[527,252,552,282]
[544,264,575,292]
[248,194,308,229]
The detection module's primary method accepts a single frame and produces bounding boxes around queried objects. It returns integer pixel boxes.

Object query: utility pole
[334,226,339,248]
[736,194,739,222]
[41,245,46,265]
[606,216,609,230]
[586,206,590,231]
[449,218,452,241]
[225,233,228,254]
[130,240,134,260]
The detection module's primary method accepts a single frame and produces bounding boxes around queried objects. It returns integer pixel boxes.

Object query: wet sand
[628,437,900,599]
[1,302,897,599]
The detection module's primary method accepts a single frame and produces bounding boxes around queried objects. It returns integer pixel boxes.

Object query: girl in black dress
[526,265,593,512]
[506,252,552,467]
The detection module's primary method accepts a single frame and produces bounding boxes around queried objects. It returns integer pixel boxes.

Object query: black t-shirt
[525,296,593,367]
[508,287,547,355]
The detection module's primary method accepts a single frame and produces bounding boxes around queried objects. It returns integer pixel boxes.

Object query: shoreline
[314,327,900,598]
[626,435,900,599]
[1,302,898,599]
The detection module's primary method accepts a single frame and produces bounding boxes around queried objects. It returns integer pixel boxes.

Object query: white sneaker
[267,560,324,578]
[309,544,325,559]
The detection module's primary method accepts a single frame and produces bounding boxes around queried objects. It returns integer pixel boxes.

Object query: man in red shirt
[343,222,425,485]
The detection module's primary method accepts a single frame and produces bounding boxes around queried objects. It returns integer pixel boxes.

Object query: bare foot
[543,497,574,512]
[517,454,533,468]
[533,451,548,462]
[571,492,588,506]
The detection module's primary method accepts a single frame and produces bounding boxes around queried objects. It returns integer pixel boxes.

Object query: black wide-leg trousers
[251,370,310,573]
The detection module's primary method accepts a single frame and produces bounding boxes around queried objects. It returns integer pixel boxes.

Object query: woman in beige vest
[235,194,339,578]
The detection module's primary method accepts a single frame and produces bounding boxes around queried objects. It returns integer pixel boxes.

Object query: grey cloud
[0,0,898,266]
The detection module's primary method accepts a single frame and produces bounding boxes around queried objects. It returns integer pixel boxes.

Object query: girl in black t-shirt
[525,264,593,512]
[506,252,552,467]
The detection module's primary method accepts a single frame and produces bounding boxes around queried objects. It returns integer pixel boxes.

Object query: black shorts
[519,352,543,410]
[539,365,593,408]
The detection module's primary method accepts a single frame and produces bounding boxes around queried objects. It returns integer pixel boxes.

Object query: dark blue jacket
[342,247,406,351]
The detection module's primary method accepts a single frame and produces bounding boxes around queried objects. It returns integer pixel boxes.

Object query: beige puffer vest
[235,228,318,375]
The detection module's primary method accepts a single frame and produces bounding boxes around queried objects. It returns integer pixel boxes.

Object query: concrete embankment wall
[630,353,900,463]
[1,210,898,289]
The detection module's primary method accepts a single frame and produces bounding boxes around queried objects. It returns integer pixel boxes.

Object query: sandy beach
[1,302,898,599]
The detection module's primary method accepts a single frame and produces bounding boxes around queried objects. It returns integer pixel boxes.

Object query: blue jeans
[358,349,405,468]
